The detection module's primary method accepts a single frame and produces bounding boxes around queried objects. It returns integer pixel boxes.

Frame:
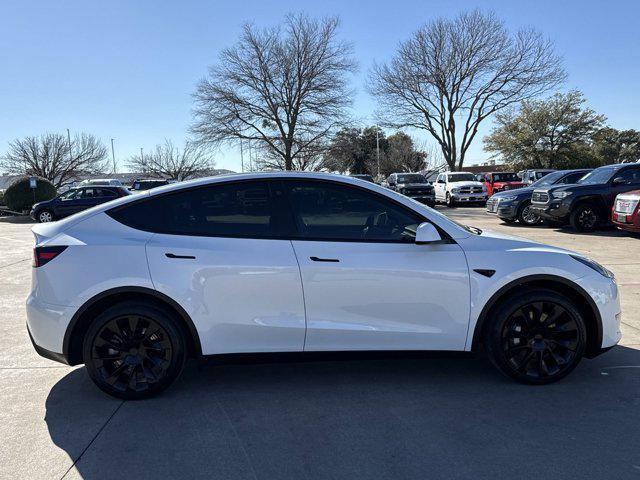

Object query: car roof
[33,171,476,243]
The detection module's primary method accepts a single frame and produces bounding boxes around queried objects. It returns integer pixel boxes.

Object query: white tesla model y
[26,173,622,398]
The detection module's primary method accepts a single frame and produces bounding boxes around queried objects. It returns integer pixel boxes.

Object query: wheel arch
[64,286,202,366]
[571,196,608,217]
[471,274,603,358]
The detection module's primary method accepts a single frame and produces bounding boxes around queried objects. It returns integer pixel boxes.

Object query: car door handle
[310,256,340,263]
[165,253,196,260]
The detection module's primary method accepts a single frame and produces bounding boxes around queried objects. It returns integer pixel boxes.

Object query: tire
[517,202,541,226]
[484,289,586,385]
[38,210,54,223]
[445,193,455,208]
[570,203,600,232]
[83,300,187,400]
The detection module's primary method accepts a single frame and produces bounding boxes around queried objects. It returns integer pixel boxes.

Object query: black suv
[31,186,130,223]
[530,163,640,231]
[487,169,591,225]
[386,173,435,207]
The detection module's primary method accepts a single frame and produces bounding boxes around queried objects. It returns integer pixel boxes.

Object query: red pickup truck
[612,190,640,233]
[480,172,527,197]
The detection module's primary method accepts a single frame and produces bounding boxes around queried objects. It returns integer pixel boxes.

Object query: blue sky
[1,0,639,172]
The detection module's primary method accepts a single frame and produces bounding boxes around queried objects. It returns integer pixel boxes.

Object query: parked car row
[485,163,640,233]
[31,178,170,223]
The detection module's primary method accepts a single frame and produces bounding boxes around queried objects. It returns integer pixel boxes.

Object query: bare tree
[127,140,214,180]
[1,132,108,188]
[369,10,566,171]
[255,139,326,171]
[192,13,357,170]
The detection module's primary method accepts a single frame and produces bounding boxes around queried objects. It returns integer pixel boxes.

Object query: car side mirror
[612,177,627,185]
[415,222,442,244]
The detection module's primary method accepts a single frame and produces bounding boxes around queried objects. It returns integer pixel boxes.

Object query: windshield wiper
[466,225,482,235]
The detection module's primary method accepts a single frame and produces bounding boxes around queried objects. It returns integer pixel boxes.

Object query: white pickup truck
[434,172,488,207]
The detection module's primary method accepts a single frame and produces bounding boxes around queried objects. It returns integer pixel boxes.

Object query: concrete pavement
[1,210,639,480]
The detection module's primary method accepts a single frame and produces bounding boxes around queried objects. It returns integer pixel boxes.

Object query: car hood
[475,228,575,255]
[536,183,597,195]
[493,181,527,187]
[397,183,433,189]
[492,186,535,199]
[449,181,485,189]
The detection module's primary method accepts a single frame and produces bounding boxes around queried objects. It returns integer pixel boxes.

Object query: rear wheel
[518,202,541,225]
[83,301,186,399]
[570,203,600,232]
[484,289,586,384]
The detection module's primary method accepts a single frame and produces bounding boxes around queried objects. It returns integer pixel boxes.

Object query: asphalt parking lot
[1,208,639,480]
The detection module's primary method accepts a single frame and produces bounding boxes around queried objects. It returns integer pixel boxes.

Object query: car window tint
[562,172,586,184]
[286,180,421,242]
[108,181,293,238]
[96,188,117,198]
[59,190,79,200]
[616,168,640,184]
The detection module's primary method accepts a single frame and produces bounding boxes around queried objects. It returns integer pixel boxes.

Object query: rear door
[285,179,470,352]
[140,180,306,354]
[92,188,118,206]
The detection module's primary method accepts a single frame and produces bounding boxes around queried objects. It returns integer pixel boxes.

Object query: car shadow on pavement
[45,347,640,480]
[0,215,35,224]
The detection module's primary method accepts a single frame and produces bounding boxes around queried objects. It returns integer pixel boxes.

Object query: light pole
[376,126,380,177]
[66,128,73,162]
[110,139,116,174]
[240,139,245,173]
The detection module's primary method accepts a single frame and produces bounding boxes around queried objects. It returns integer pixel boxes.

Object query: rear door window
[108,180,294,238]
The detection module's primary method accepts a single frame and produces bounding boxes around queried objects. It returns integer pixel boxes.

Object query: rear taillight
[33,246,67,268]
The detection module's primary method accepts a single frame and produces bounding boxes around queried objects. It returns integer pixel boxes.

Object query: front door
[284,179,470,352]
[144,180,306,354]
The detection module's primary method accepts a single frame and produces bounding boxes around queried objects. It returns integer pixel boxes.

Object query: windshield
[396,174,425,184]
[492,173,519,182]
[352,175,374,182]
[426,206,482,235]
[447,173,476,182]
[578,167,616,185]
[534,171,552,180]
[58,189,80,200]
[531,171,565,187]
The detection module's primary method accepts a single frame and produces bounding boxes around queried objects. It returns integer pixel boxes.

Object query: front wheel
[38,210,54,223]
[445,193,455,208]
[518,202,541,225]
[484,289,586,384]
[83,301,187,399]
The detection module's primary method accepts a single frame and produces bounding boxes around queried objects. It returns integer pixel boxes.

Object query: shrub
[4,176,56,212]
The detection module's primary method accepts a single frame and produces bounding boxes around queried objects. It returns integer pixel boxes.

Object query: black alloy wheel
[83,301,186,399]
[570,204,599,232]
[485,289,586,384]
